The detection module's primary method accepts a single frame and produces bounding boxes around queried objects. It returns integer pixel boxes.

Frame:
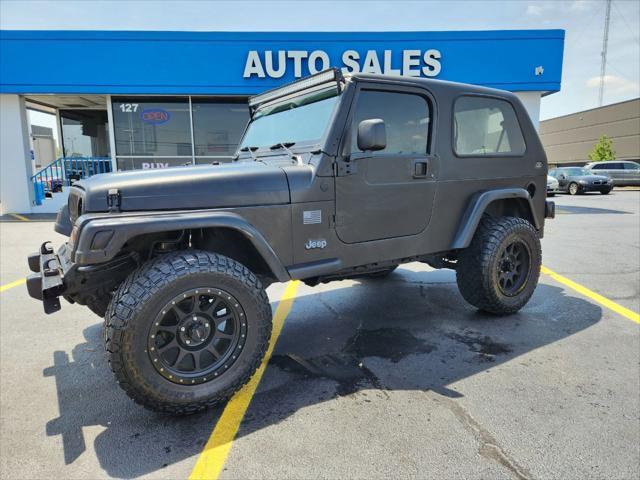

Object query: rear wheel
[104,250,271,415]
[456,216,541,315]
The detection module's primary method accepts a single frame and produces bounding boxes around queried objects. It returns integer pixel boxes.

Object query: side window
[592,164,607,170]
[608,162,623,169]
[625,162,640,170]
[453,96,526,156]
[351,90,430,155]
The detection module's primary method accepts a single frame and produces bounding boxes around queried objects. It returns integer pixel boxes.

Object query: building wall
[540,98,640,166]
[0,95,34,214]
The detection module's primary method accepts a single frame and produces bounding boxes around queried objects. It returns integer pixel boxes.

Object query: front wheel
[104,250,272,415]
[600,187,612,195]
[456,216,541,315]
[568,182,580,195]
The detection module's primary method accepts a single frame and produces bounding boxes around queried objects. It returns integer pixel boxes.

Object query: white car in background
[547,175,560,196]
[584,160,640,186]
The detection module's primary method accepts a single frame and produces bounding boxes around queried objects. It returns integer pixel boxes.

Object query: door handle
[413,161,428,178]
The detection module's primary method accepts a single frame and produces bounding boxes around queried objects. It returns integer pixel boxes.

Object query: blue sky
[1,0,639,120]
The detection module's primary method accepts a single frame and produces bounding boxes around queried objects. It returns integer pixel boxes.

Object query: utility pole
[599,0,612,106]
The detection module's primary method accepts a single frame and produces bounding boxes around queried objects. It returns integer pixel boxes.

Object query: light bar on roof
[248,68,343,110]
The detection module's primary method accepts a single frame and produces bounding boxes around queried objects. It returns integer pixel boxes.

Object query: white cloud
[526,4,544,16]
[586,75,640,95]
[569,1,592,12]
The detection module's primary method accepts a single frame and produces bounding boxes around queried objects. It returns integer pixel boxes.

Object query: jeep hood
[74,162,290,212]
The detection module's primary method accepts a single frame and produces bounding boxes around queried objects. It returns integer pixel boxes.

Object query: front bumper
[579,182,613,192]
[26,242,69,314]
[27,241,139,314]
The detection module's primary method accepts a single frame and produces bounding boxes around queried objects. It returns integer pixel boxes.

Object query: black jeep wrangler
[27,69,554,414]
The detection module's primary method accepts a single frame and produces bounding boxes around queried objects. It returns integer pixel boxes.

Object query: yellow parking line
[189,280,301,480]
[541,266,639,324]
[0,278,26,293]
[9,213,29,221]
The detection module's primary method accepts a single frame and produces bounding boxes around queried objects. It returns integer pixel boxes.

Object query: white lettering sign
[243,49,442,79]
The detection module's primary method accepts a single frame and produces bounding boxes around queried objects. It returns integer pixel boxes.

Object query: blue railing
[31,157,112,205]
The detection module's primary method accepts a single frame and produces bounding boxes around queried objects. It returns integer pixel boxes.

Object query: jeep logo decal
[305,239,327,250]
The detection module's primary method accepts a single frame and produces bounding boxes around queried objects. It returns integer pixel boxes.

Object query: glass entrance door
[60,109,110,158]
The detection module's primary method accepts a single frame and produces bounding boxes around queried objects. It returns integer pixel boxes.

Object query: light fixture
[248,68,343,111]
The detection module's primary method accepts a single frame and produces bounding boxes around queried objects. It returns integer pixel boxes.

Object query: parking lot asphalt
[1,191,638,480]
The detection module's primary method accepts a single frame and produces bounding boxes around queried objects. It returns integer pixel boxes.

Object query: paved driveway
[1,192,638,479]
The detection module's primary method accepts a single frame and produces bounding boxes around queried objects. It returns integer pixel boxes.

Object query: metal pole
[106,95,118,172]
[599,0,612,107]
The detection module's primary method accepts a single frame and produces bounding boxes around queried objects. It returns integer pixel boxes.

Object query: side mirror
[357,119,386,152]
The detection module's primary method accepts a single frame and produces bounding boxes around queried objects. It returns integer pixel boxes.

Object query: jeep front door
[335,86,437,244]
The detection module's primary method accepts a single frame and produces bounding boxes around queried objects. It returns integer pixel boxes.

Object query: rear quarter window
[453,96,526,156]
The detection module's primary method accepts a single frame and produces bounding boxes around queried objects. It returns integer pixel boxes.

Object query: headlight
[69,225,79,247]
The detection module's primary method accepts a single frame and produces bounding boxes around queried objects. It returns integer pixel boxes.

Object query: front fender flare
[451,188,540,250]
[73,211,290,282]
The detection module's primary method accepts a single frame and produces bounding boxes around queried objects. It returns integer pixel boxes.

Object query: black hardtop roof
[346,72,517,99]
[247,68,520,113]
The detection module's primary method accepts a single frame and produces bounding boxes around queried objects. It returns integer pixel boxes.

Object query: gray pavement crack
[426,391,532,480]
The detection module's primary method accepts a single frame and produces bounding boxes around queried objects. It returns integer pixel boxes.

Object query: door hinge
[334,160,357,177]
[107,188,121,212]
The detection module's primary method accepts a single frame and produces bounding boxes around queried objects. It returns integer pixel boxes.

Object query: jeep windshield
[240,86,340,152]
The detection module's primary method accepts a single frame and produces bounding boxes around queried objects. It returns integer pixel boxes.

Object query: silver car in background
[584,161,640,186]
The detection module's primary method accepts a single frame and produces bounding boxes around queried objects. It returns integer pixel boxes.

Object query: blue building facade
[1,30,564,94]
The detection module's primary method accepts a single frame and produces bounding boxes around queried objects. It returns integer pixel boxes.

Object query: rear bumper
[26,242,69,314]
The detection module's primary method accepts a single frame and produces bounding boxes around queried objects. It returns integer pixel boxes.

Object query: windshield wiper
[270,142,301,165]
[238,146,259,161]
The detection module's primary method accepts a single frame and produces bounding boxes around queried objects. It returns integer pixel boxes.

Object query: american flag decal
[303,210,322,225]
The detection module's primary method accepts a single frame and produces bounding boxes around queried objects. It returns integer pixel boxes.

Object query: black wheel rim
[147,287,247,385]
[497,240,531,297]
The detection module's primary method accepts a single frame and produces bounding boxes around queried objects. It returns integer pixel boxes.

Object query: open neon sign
[140,108,171,125]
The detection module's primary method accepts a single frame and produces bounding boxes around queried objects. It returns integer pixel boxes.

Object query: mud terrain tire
[456,216,541,315]
[104,250,271,415]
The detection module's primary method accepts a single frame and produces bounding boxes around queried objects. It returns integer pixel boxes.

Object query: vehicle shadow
[43,268,602,478]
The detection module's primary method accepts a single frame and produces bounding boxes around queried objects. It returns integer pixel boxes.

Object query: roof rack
[248,68,344,113]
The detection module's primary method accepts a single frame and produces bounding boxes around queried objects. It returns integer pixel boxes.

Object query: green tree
[588,135,616,161]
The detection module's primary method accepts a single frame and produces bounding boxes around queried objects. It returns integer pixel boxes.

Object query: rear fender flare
[452,188,540,250]
[73,211,290,282]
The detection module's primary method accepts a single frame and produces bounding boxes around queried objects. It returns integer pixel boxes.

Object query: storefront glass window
[111,96,250,170]
[115,157,193,171]
[112,97,192,157]
[192,99,249,164]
